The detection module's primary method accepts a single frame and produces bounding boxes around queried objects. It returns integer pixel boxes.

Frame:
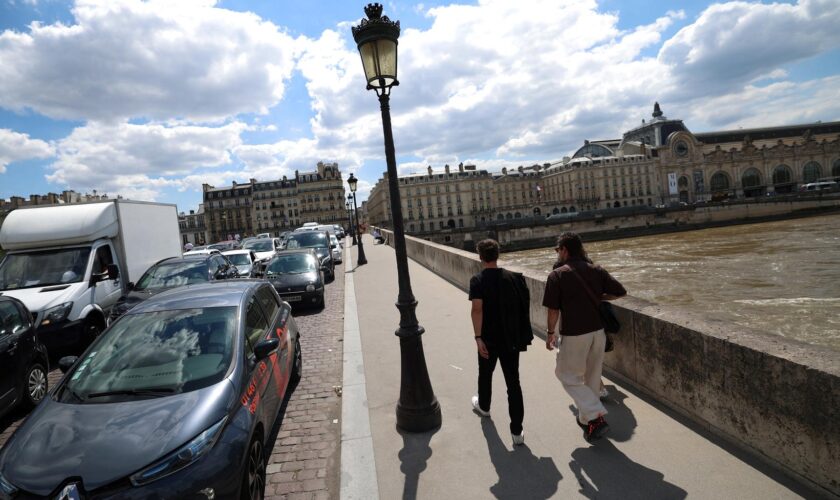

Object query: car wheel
[291,337,302,385]
[241,436,266,500]
[23,363,48,408]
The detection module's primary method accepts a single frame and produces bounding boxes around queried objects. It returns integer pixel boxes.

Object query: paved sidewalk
[347,234,818,499]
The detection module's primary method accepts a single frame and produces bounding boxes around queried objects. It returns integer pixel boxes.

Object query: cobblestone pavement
[0,369,63,449]
[265,259,345,500]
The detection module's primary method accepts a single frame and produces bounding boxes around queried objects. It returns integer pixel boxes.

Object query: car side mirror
[254,338,279,361]
[58,356,78,374]
[126,281,135,291]
[330,244,336,249]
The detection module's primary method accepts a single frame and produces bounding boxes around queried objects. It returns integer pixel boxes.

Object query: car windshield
[266,254,317,274]
[134,261,209,291]
[243,240,274,252]
[0,247,91,290]
[285,232,327,249]
[226,254,251,266]
[60,307,236,402]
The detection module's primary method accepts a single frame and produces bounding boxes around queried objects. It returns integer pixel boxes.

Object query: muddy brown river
[503,214,840,351]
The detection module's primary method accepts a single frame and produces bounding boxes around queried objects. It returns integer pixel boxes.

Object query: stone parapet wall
[377,228,840,496]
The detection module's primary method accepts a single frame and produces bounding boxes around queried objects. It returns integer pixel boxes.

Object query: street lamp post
[348,194,358,245]
[346,200,357,246]
[347,174,367,266]
[352,3,441,432]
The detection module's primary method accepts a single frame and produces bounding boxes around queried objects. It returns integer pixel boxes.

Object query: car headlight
[306,284,315,292]
[0,471,19,498]
[40,302,73,327]
[130,416,227,486]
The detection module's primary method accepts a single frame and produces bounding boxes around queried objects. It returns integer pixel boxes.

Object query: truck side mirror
[106,264,119,280]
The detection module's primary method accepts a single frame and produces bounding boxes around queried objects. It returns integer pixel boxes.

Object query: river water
[503,214,840,351]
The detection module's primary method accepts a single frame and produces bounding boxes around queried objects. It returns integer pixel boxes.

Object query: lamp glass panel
[359,42,380,84]
[375,39,397,85]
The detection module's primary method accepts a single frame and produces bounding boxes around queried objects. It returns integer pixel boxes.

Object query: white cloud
[659,0,840,97]
[0,128,53,173]
[47,121,246,199]
[0,0,300,122]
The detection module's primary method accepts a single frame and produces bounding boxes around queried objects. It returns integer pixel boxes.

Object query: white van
[0,200,181,353]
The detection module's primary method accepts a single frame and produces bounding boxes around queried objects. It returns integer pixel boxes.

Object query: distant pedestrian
[469,239,533,445]
[184,242,193,252]
[543,232,626,441]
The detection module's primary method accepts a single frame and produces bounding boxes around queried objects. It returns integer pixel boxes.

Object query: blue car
[0,280,302,500]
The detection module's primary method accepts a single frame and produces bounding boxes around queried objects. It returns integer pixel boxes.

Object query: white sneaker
[512,429,525,446]
[471,395,490,417]
[599,387,609,399]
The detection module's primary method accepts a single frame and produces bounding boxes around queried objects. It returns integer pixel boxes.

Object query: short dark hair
[556,232,584,258]
[476,239,500,263]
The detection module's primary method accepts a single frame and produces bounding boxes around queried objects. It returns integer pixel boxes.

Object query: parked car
[242,238,282,273]
[0,296,49,418]
[183,248,221,256]
[282,231,335,281]
[208,240,240,251]
[333,225,345,239]
[329,234,343,263]
[108,254,239,324]
[264,250,325,308]
[222,249,259,278]
[0,281,302,499]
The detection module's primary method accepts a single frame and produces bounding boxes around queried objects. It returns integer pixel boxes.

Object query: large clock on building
[675,140,689,157]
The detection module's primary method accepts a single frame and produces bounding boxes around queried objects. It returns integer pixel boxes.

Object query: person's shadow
[398,427,437,500]
[569,439,687,499]
[593,385,637,442]
[481,418,562,499]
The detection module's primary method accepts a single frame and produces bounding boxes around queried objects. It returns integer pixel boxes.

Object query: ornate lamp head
[352,3,400,92]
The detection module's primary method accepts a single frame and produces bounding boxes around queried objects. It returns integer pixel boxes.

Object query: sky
[1,0,838,212]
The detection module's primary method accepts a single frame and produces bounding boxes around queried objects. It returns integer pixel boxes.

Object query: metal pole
[352,193,367,265]
[378,92,441,432]
[348,205,357,246]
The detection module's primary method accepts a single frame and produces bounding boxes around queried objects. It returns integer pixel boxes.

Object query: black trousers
[477,349,524,435]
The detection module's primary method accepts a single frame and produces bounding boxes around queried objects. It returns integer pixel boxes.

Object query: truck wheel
[83,317,104,347]
[23,362,48,409]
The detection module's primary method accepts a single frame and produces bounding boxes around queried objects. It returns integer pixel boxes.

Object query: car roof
[129,281,267,313]
[274,249,316,256]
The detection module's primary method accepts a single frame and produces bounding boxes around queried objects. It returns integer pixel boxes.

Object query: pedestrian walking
[469,239,533,445]
[543,232,626,441]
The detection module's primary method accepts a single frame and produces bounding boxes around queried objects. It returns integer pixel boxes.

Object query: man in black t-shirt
[469,239,530,446]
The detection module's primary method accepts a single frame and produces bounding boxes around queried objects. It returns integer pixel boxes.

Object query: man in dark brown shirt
[543,232,626,441]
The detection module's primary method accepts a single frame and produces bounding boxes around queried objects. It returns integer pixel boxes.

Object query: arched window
[678,176,689,189]
[560,207,568,213]
[505,213,513,220]
[833,159,840,177]
[613,201,621,208]
[741,168,762,188]
[803,161,822,183]
[552,208,560,215]
[710,172,730,192]
[569,206,577,213]
[773,165,792,185]
[514,212,522,219]
[447,219,455,229]
[497,214,504,220]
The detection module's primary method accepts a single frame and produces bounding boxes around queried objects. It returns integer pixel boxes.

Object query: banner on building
[667,172,678,195]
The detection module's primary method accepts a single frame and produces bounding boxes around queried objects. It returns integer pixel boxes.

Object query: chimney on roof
[652,102,663,118]
[458,162,464,172]
[445,164,450,174]
[427,165,433,176]
[502,167,507,175]
[250,178,257,185]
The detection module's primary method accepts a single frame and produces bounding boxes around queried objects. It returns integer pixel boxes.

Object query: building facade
[366,104,840,232]
[202,162,348,243]
[178,204,207,246]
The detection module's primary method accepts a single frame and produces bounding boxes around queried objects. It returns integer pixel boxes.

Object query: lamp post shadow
[480,418,562,499]
[397,427,438,500]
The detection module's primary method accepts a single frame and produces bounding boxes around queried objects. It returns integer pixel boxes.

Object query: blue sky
[1,0,838,213]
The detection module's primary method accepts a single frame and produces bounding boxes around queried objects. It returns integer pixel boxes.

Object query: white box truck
[0,200,181,353]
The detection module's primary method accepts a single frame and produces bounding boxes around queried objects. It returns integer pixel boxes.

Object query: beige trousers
[555,329,607,424]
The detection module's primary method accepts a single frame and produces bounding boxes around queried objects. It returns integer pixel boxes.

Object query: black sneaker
[584,416,609,441]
